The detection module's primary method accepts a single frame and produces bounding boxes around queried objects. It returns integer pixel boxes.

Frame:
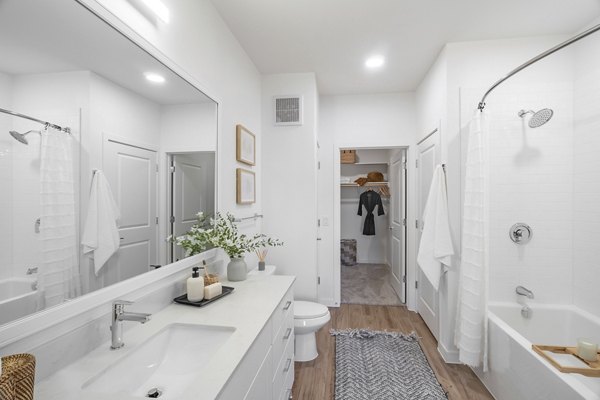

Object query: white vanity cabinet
[218,286,294,400]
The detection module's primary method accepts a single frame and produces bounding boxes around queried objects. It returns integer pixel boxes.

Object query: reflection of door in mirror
[103,138,158,286]
[169,153,216,262]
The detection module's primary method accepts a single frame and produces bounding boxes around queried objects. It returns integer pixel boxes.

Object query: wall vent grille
[274,96,303,126]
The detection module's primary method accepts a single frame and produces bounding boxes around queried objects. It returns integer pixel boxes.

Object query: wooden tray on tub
[532,345,600,377]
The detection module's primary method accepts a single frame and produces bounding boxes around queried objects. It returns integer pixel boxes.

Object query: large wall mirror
[0,0,217,327]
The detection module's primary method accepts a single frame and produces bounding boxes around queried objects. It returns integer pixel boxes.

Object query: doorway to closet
[338,147,407,306]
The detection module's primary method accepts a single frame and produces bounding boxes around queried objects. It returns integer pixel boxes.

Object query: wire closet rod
[0,107,71,133]
[477,22,600,111]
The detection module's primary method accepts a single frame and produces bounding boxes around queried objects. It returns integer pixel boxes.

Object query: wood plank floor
[292,304,493,400]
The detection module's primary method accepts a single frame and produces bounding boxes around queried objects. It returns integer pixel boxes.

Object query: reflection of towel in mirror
[81,170,121,276]
[417,165,454,291]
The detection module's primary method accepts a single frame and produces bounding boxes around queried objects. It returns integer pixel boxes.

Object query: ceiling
[210,0,600,95]
[0,0,212,105]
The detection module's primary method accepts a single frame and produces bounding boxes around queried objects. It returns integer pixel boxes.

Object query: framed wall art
[236,168,255,204]
[236,124,256,166]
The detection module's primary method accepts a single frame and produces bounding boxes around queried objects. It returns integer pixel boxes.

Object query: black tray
[174,286,235,307]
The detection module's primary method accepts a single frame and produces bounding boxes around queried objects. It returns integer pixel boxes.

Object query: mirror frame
[0,0,221,347]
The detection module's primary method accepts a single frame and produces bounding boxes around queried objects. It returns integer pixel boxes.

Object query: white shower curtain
[39,127,81,307]
[455,111,489,371]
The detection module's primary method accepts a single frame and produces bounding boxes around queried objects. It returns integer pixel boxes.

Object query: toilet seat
[294,301,329,319]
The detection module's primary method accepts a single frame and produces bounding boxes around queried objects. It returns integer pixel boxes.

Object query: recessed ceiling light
[139,0,170,23]
[144,72,165,84]
[365,55,385,69]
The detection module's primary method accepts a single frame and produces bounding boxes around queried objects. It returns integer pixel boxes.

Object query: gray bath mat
[332,329,447,400]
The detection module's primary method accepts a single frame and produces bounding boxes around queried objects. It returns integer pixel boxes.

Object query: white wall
[158,102,217,264]
[467,83,573,304]
[416,34,573,361]
[572,26,600,319]
[87,0,263,267]
[318,92,417,306]
[82,72,163,292]
[0,72,13,280]
[262,73,319,300]
[9,71,87,284]
[416,47,447,142]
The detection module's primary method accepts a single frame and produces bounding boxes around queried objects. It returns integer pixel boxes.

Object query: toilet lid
[294,301,329,319]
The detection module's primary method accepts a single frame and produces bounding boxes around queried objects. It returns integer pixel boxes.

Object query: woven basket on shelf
[0,354,35,400]
[340,150,356,164]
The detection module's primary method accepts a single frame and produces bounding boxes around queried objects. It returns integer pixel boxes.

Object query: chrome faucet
[110,300,151,350]
[516,285,534,299]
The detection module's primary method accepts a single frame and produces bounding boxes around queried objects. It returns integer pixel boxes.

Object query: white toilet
[248,265,331,362]
[293,300,330,362]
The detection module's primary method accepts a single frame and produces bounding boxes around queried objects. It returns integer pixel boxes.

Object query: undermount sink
[82,323,235,399]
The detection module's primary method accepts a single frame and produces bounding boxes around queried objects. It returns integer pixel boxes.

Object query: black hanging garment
[357,190,385,235]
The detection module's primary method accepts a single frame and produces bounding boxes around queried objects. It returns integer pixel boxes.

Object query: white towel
[417,165,454,291]
[81,170,121,276]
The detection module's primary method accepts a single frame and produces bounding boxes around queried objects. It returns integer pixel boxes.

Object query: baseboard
[438,342,460,364]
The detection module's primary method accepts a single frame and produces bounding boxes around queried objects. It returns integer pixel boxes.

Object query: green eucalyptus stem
[169,212,283,259]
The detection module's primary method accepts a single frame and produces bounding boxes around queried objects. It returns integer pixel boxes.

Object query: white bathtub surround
[478,303,600,400]
[39,128,80,308]
[81,170,121,276]
[417,164,454,291]
[455,111,489,370]
[0,277,42,325]
[34,274,295,400]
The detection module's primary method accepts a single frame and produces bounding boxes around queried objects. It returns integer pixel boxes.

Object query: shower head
[518,108,554,128]
[8,130,40,145]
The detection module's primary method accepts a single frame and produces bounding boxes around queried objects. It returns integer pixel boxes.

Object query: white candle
[577,338,598,362]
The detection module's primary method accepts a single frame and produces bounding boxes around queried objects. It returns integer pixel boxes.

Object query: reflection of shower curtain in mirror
[40,127,81,307]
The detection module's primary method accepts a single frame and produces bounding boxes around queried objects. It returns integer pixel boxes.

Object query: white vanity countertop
[35,274,295,400]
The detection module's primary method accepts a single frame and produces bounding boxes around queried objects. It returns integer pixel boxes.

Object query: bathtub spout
[516,285,534,299]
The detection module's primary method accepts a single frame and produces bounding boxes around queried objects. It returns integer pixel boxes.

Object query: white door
[389,150,407,303]
[103,138,158,284]
[171,154,205,262]
[416,129,441,340]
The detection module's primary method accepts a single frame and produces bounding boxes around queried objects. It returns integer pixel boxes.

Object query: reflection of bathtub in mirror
[0,277,43,325]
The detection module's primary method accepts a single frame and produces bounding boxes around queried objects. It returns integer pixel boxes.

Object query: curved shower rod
[477,22,600,111]
[0,106,71,133]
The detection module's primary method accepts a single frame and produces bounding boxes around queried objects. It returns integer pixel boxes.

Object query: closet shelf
[341,162,389,166]
[341,182,389,187]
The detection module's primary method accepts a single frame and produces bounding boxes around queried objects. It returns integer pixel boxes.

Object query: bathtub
[0,277,42,325]
[475,302,600,400]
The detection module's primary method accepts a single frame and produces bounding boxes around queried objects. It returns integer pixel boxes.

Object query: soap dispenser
[187,266,205,302]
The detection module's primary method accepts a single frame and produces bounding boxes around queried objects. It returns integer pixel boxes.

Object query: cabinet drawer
[272,309,294,375]
[218,319,272,400]
[272,332,294,400]
[271,288,294,339]
[279,364,294,400]
[244,348,272,400]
